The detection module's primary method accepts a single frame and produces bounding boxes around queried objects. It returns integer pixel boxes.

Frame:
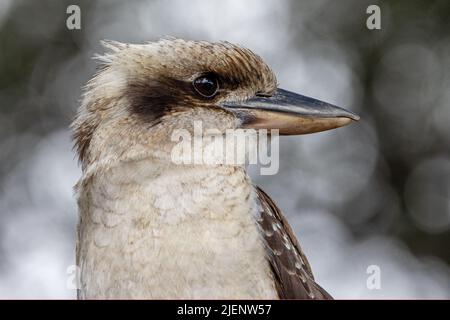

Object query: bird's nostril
[255,91,272,98]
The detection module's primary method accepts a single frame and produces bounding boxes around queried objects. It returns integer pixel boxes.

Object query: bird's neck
[76,158,277,298]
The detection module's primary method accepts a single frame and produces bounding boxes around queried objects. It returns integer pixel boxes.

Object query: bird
[72,39,359,299]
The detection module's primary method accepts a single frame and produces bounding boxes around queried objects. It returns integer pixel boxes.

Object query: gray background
[0,0,449,298]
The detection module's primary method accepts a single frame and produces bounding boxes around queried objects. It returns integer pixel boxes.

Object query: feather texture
[255,186,333,299]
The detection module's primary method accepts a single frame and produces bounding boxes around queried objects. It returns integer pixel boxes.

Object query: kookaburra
[72,39,358,299]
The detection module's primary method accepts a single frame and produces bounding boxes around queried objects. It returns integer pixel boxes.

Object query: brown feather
[255,186,333,299]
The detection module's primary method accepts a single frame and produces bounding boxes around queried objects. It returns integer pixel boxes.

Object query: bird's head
[72,39,358,171]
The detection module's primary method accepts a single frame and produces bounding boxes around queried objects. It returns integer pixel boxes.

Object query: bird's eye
[193,75,219,98]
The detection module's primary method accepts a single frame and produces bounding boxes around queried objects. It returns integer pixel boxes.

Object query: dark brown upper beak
[221,88,359,135]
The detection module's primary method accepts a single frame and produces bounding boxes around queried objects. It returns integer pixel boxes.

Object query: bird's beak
[221,88,359,135]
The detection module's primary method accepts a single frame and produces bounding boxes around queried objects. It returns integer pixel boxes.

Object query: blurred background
[0,0,449,298]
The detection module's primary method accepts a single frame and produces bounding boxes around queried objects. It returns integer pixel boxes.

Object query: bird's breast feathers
[77,159,278,299]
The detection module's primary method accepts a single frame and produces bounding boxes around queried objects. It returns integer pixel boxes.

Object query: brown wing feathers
[255,186,333,300]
